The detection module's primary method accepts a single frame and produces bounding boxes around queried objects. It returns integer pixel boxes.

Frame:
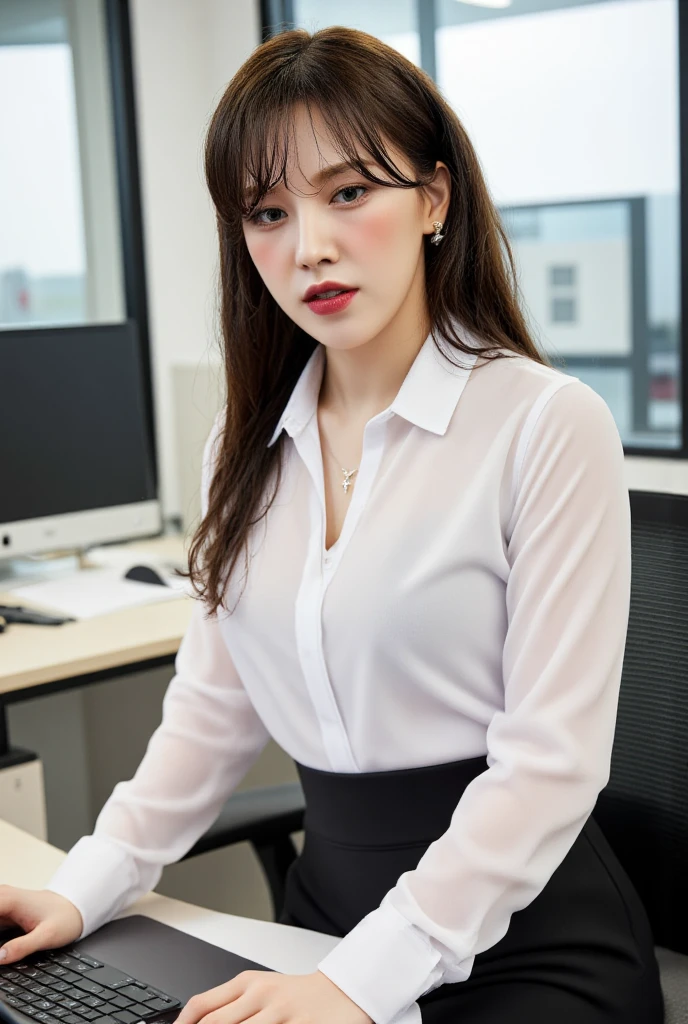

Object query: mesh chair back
[594,491,688,956]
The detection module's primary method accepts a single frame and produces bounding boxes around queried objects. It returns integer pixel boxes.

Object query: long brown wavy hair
[180,24,551,616]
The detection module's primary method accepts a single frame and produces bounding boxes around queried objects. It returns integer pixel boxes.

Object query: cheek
[350,206,413,254]
[353,209,400,251]
[248,235,281,276]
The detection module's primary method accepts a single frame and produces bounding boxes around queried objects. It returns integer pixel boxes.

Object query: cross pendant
[342,470,356,493]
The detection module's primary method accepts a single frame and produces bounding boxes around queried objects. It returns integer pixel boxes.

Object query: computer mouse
[124,564,170,587]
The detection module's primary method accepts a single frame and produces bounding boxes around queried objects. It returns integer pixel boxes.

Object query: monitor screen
[0,322,156,525]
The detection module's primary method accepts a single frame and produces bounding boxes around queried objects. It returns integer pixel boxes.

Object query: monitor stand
[0,547,88,588]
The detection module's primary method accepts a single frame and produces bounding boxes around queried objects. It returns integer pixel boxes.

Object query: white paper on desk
[9,568,191,620]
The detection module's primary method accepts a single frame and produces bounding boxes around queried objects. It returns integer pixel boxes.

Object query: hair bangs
[224,90,429,225]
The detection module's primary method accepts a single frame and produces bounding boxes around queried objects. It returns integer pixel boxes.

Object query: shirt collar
[267,320,482,448]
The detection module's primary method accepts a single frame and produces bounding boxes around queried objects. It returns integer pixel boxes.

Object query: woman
[0,25,664,1024]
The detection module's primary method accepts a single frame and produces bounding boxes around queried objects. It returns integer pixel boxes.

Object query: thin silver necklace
[320,430,359,494]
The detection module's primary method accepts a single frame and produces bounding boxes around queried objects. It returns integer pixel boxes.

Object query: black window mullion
[261,0,295,39]
[417,0,436,81]
[104,0,158,492]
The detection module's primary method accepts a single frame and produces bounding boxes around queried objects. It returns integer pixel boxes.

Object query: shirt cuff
[317,901,460,1024]
[44,835,139,939]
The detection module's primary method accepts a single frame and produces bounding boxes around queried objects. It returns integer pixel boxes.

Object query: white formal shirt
[46,322,632,1024]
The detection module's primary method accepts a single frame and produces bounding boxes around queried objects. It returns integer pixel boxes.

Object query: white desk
[0,820,420,1023]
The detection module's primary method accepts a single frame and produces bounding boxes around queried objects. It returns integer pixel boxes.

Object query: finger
[0,923,55,965]
[174,978,248,1024]
[200,994,261,1024]
[238,1012,274,1024]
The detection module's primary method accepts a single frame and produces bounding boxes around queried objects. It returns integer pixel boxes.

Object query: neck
[318,295,430,423]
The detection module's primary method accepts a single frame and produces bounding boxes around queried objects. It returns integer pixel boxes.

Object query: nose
[294,205,338,268]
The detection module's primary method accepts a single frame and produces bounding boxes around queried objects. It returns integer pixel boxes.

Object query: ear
[420,161,451,236]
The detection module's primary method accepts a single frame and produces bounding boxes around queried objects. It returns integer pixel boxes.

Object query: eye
[246,184,369,227]
[332,185,368,205]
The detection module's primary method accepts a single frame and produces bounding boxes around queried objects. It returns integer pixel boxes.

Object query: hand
[0,885,84,964]
[173,969,374,1024]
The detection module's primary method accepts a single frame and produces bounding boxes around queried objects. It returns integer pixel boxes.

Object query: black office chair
[593,490,688,1022]
[180,779,305,920]
[181,489,688,1019]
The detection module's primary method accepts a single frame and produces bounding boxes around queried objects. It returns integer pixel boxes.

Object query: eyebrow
[245,159,377,202]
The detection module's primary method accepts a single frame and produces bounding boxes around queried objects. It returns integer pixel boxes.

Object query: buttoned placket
[291,408,394,772]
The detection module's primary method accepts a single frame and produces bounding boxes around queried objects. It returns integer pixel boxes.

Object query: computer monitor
[0,321,161,569]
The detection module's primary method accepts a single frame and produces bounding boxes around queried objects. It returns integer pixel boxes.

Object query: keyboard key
[88,1017,118,1024]
[115,989,150,1003]
[110,998,134,1010]
[51,984,71,994]
[112,1013,140,1024]
[82,998,106,1009]
[64,1016,87,1024]
[128,1005,155,1018]
[145,1000,175,1014]
[50,1010,73,1019]
[75,982,105,996]
[34,1000,57,1010]
[140,995,173,1006]
[75,959,103,971]
[45,968,70,978]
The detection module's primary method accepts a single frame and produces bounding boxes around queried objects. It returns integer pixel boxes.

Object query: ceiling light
[454,0,513,8]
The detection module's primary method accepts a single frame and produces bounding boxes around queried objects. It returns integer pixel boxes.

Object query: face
[241,103,450,356]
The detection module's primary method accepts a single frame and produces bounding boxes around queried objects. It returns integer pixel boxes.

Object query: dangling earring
[430,220,445,245]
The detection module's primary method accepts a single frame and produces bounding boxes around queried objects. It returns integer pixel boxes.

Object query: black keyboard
[0,947,181,1024]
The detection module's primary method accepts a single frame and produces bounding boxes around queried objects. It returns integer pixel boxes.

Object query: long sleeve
[46,410,271,938]
[317,379,632,1024]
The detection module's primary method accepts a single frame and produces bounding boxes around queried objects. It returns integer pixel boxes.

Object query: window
[0,0,126,328]
[552,298,576,324]
[435,0,681,450]
[551,266,576,288]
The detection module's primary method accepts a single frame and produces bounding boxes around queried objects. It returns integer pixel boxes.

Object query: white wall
[128,0,261,519]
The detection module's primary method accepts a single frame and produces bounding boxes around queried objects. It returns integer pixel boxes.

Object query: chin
[316,329,378,352]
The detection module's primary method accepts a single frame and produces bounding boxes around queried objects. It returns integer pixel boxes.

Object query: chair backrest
[594,490,688,956]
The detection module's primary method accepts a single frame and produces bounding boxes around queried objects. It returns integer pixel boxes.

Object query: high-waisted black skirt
[278,756,664,1023]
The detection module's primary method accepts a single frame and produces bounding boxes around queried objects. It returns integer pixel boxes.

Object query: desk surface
[0,537,193,696]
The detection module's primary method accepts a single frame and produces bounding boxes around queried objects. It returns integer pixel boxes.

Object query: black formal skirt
[278,756,664,1023]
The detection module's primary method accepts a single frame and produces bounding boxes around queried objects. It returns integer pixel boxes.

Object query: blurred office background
[0,0,684,919]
